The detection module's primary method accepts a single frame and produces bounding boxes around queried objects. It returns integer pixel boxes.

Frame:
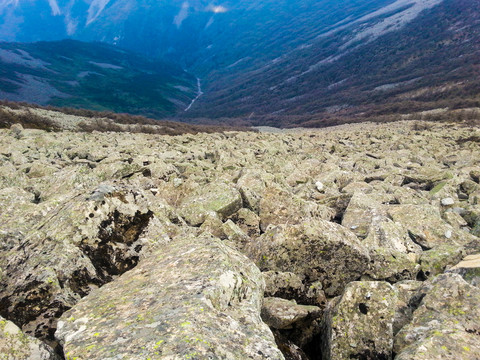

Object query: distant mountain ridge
[0,40,197,117]
[0,0,479,126]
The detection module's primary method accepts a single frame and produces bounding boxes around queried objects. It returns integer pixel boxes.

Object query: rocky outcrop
[56,234,284,360]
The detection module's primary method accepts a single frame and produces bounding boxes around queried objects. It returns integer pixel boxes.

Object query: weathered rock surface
[321,281,398,360]
[56,234,284,360]
[262,297,322,330]
[1,120,480,359]
[179,181,243,226]
[0,316,60,360]
[247,220,370,297]
[394,273,480,359]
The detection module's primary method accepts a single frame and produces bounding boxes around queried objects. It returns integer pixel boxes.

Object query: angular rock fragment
[261,297,322,330]
[178,182,242,226]
[446,253,480,287]
[247,219,370,296]
[56,235,284,360]
[394,274,480,360]
[321,281,397,360]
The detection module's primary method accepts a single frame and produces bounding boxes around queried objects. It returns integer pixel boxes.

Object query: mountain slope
[0,40,197,117]
[185,0,480,125]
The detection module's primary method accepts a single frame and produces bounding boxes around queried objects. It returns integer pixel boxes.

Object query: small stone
[441,198,455,206]
[173,177,183,187]
[315,181,325,192]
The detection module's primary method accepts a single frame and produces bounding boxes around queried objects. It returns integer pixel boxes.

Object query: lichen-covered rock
[263,271,327,307]
[236,169,268,213]
[387,204,472,249]
[261,297,322,330]
[178,182,243,226]
[247,220,370,296]
[366,247,420,282]
[258,186,334,232]
[394,273,480,360]
[341,193,386,238]
[363,217,422,255]
[392,280,423,335]
[56,234,284,360]
[0,183,166,346]
[321,281,397,360]
[0,316,60,360]
[419,244,466,278]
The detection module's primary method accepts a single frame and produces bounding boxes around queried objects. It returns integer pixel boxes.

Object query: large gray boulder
[247,219,370,296]
[56,234,284,360]
[0,183,168,346]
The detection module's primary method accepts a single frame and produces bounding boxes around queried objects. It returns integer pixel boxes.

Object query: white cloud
[206,4,227,14]
[173,1,190,28]
[65,17,78,35]
[48,0,61,16]
[86,0,111,25]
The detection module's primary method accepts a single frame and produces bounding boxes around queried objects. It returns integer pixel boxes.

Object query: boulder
[247,219,370,296]
[321,281,397,360]
[261,297,322,330]
[392,280,423,335]
[263,271,327,307]
[0,316,60,360]
[394,274,480,359]
[387,204,472,249]
[56,235,284,360]
[419,244,466,278]
[341,193,386,238]
[259,186,334,232]
[236,170,268,213]
[178,182,242,226]
[0,184,163,346]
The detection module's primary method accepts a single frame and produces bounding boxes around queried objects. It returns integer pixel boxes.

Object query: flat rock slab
[56,234,284,360]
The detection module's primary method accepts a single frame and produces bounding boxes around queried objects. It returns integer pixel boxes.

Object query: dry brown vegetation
[0,100,256,135]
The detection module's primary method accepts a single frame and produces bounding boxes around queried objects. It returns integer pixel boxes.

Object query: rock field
[1,120,480,359]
